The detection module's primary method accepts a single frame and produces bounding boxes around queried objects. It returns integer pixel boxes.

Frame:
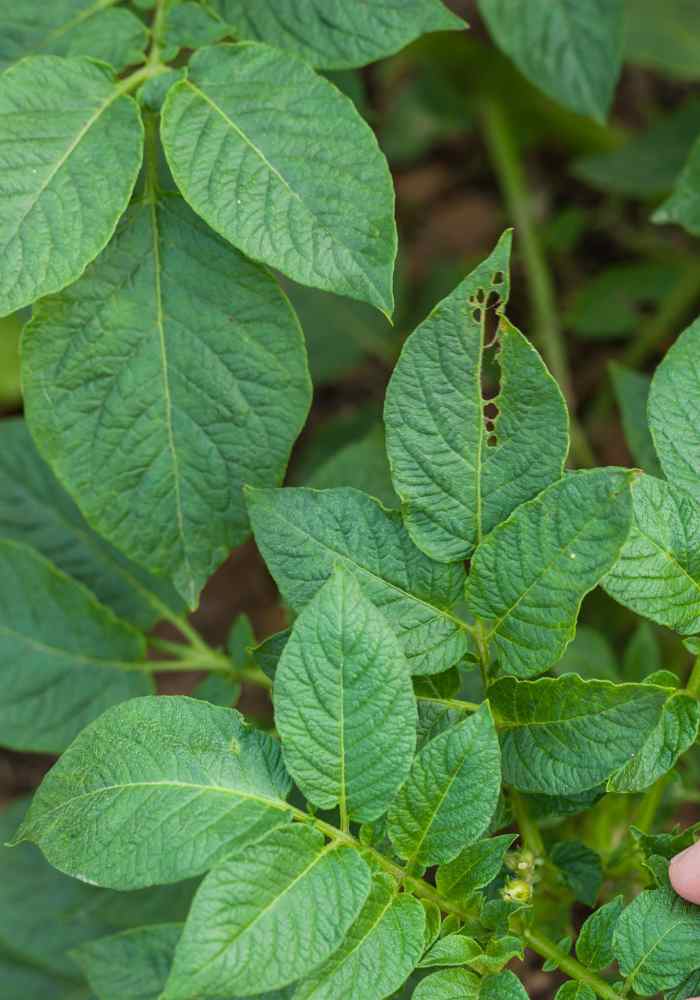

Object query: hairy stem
[524,928,622,1000]
[480,99,595,469]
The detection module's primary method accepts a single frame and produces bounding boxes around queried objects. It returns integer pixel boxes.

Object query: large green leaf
[275,568,416,821]
[477,0,624,121]
[609,364,662,477]
[163,825,371,998]
[294,873,425,1000]
[0,540,151,752]
[72,924,185,1000]
[603,474,700,635]
[387,703,501,867]
[12,696,293,889]
[648,317,700,503]
[466,469,634,678]
[613,888,700,995]
[23,193,311,608]
[491,674,674,794]
[0,419,183,629]
[209,0,465,69]
[550,840,602,906]
[575,895,624,971]
[0,56,143,316]
[246,486,469,675]
[0,1,148,72]
[384,232,568,562]
[161,43,396,314]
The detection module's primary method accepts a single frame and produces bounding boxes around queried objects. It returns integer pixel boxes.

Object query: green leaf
[0,1,149,71]
[575,894,624,971]
[0,419,183,630]
[161,43,396,314]
[293,872,425,1000]
[0,56,143,316]
[308,425,399,509]
[480,971,528,999]
[163,2,229,51]
[275,567,416,821]
[23,194,311,608]
[246,486,469,676]
[411,969,481,999]
[384,232,568,562]
[468,937,524,977]
[12,696,293,889]
[466,469,634,678]
[552,624,619,682]
[603,474,700,635]
[477,0,624,121]
[491,674,674,794]
[624,0,700,79]
[387,703,501,867]
[436,834,517,902]
[622,623,662,682]
[253,628,291,681]
[668,968,700,1000]
[568,263,677,342]
[419,934,481,968]
[550,841,603,906]
[648,317,700,502]
[609,363,663,476]
[613,888,700,995]
[209,0,465,69]
[554,984,595,1000]
[654,136,700,236]
[163,824,371,999]
[192,673,241,708]
[72,924,185,1000]
[0,540,151,753]
[606,691,700,792]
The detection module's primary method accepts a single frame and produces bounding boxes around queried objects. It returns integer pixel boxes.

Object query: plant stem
[416,696,481,713]
[480,99,595,470]
[524,928,622,1000]
[510,789,544,856]
[634,773,672,834]
[687,656,700,699]
[147,636,273,689]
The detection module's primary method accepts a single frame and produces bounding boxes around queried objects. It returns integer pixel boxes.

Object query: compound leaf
[294,873,425,1000]
[466,469,634,678]
[210,0,465,69]
[477,0,624,121]
[12,696,293,889]
[603,474,700,635]
[575,895,624,971]
[0,540,151,753]
[613,888,700,995]
[275,567,416,821]
[384,231,568,562]
[163,825,371,998]
[387,703,501,867]
[0,1,148,71]
[491,674,674,795]
[161,43,396,314]
[0,419,183,630]
[23,194,311,608]
[648,317,700,503]
[0,56,143,316]
[246,486,469,676]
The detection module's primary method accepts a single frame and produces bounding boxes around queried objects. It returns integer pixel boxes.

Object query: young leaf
[0,419,183,630]
[210,0,465,69]
[23,195,311,608]
[0,540,151,753]
[411,968,481,999]
[575,895,624,971]
[648,316,700,503]
[491,674,674,794]
[161,43,396,314]
[163,825,371,999]
[609,363,663,477]
[0,56,143,316]
[550,841,603,907]
[387,703,501,867]
[613,887,700,995]
[477,0,624,122]
[554,984,595,1000]
[384,232,568,562]
[418,934,481,968]
[275,568,416,821]
[466,469,634,678]
[294,873,425,1000]
[603,474,700,635]
[480,970,528,999]
[0,1,149,71]
[12,697,293,889]
[246,486,469,676]
[436,834,517,902]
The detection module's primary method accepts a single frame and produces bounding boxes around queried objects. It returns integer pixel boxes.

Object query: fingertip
[669,839,700,905]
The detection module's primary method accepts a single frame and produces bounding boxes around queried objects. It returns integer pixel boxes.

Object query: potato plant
[1,2,700,1000]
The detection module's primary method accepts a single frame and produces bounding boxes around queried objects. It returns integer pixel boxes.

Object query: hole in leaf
[492,271,504,285]
[472,308,482,323]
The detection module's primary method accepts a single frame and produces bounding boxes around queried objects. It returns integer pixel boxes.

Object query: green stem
[687,656,700,699]
[480,99,595,470]
[510,789,544,856]
[524,929,622,1000]
[147,636,273,689]
[416,696,481,713]
[634,773,672,835]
